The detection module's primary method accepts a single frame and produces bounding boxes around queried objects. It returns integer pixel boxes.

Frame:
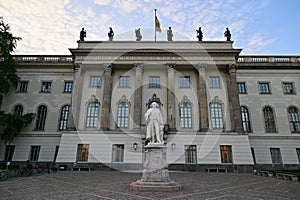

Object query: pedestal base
[130,144,182,192]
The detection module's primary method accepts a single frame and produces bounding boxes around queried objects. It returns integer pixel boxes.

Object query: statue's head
[151,102,158,108]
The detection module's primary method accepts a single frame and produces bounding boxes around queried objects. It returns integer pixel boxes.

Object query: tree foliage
[0,20,35,144]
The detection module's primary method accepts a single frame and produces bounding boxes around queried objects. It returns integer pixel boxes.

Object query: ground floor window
[251,147,256,164]
[270,148,282,164]
[77,144,89,162]
[184,145,197,164]
[4,145,15,162]
[29,146,40,161]
[296,148,300,164]
[112,144,124,162]
[53,146,59,162]
[220,145,232,163]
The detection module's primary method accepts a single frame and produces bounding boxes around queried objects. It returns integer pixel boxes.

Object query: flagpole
[154,9,157,42]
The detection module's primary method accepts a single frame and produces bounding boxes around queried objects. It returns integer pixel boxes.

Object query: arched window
[117,102,129,128]
[59,105,70,130]
[263,106,277,132]
[86,102,99,128]
[288,107,300,133]
[211,103,223,129]
[179,102,192,128]
[241,106,251,132]
[35,105,47,131]
[13,105,23,116]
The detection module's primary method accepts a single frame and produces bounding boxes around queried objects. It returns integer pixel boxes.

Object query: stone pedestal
[130,144,182,191]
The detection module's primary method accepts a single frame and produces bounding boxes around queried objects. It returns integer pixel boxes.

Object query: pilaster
[167,64,176,131]
[133,63,143,129]
[101,63,112,130]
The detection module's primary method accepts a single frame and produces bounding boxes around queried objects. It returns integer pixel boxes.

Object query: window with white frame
[117,102,129,128]
[112,144,124,162]
[64,81,73,93]
[288,107,300,133]
[241,106,251,132]
[149,76,160,88]
[119,76,130,88]
[210,102,223,129]
[237,82,247,94]
[209,76,220,88]
[282,82,295,94]
[13,105,23,116]
[35,105,47,131]
[89,76,101,87]
[41,81,52,93]
[179,76,191,88]
[179,102,192,128]
[259,82,271,94]
[16,81,28,93]
[263,106,277,133]
[270,148,282,164]
[86,102,99,128]
[59,105,70,130]
[184,145,197,164]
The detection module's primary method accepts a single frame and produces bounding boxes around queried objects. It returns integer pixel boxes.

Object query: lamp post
[133,143,138,151]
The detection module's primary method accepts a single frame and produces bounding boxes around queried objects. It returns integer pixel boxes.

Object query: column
[133,63,143,129]
[101,63,112,130]
[227,64,243,132]
[167,64,176,131]
[196,63,209,131]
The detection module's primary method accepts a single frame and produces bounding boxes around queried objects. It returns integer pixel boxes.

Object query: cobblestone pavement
[0,171,299,200]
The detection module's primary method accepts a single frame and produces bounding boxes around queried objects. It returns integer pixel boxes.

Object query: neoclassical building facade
[0,41,299,172]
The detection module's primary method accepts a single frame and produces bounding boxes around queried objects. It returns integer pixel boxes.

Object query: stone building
[0,41,299,172]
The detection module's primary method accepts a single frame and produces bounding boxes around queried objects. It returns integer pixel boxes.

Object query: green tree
[0,20,35,144]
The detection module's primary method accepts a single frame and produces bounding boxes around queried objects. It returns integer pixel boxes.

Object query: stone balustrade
[237,56,300,63]
[12,55,73,62]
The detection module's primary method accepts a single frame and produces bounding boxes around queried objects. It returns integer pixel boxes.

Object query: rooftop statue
[224,27,231,41]
[167,27,173,41]
[108,27,114,41]
[79,28,86,41]
[144,102,164,145]
[196,27,203,41]
[135,28,142,41]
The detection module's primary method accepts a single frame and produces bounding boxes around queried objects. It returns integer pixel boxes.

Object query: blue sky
[0,0,299,55]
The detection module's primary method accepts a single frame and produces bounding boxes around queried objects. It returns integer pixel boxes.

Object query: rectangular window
[16,81,28,93]
[64,81,73,93]
[209,76,220,88]
[4,145,15,162]
[270,148,282,164]
[184,145,197,164]
[89,76,101,87]
[112,144,124,162]
[119,76,130,88]
[76,144,89,162]
[296,148,300,164]
[237,82,247,94]
[251,147,256,165]
[149,76,160,88]
[259,82,271,94]
[220,145,232,163]
[282,82,295,94]
[41,81,52,93]
[29,146,40,162]
[179,76,191,88]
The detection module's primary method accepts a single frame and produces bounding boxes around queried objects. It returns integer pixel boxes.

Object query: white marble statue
[144,102,164,144]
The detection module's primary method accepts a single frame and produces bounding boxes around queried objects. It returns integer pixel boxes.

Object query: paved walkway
[0,171,299,199]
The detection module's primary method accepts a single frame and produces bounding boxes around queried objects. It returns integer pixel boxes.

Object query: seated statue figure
[144,102,164,145]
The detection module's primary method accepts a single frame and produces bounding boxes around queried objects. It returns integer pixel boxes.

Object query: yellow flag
[155,16,162,33]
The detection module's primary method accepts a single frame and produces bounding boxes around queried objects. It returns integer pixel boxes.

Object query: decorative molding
[178,96,192,106]
[146,93,163,108]
[116,95,131,106]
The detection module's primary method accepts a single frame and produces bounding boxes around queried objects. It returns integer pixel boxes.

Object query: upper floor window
[35,105,47,131]
[117,102,129,128]
[259,82,271,94]
[89,76,101,88]
[179,76,191,88]
[76,144,89,162]
[13,105,23,116]
[64,81,73,93]
[59,105,70,130]
[179,102,192,128]
[16,81,28,93]
[41,81,52,93]
[241,106,251,132]
[237,82,247,94]
[210,102,223,129]
[263,106,277,133]
[209,76,220,88]
[184,145,197,164]
[86,102,99,128]
[288,107,300,133]
[282,82,295,94]
[149,76,160,88]
[119,76,130,88]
